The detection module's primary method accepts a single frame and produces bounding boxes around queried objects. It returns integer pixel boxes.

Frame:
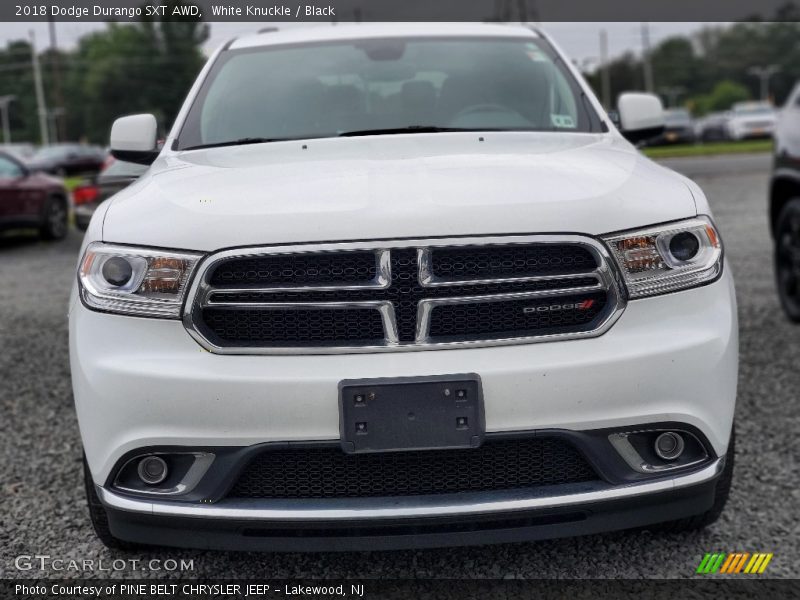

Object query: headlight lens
[602,216,723,298]
[79,243,203,317]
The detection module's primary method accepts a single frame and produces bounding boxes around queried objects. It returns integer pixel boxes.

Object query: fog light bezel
[113,452,214,497]
[608,428,708,474]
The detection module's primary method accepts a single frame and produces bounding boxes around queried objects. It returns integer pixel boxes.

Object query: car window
[0,155,23,178]
[178,36,599,149]
[665,110,691,125]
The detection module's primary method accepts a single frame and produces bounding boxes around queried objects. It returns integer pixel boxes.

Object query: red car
[0,151,69,240]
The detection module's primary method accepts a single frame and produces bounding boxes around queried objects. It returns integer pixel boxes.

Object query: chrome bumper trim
[98,458,723,522]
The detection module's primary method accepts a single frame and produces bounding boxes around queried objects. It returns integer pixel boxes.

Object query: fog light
[137,456,168,485]
[654,432,685,461]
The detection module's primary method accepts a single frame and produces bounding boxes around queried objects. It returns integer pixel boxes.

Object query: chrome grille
[184,236,626,354]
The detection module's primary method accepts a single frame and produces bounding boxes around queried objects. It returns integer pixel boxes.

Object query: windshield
[34,145,79,159]
[733,104,774,116]
[177,36,599,150]
[664,110,691,125]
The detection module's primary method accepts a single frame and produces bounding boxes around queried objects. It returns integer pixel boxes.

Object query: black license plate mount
[338,374,484,454]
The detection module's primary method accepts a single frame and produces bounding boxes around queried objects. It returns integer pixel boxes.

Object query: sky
[0,21,723,64]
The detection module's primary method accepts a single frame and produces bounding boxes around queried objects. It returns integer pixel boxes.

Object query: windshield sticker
[525,43,548,62]
[551,114,576,128]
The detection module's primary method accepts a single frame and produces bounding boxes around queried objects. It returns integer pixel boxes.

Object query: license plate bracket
[339,374,484,454]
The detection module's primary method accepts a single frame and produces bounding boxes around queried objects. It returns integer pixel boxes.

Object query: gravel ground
[1,159,798,580]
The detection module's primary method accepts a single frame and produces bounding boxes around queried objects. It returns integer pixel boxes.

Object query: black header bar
[4,0,800,23]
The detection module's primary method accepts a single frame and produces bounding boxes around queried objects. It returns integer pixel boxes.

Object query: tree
[690,80,751,116]
[0,0,208,143]
[586,21,800,114]
[64,2,208,142]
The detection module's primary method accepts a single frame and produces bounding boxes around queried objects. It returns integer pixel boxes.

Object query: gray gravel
[1,158,798,579]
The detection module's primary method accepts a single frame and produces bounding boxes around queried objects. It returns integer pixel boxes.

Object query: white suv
[70,24,737,551]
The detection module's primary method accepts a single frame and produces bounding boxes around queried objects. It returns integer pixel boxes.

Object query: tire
[83,456,144,550]
[775,198,800,322]
[39,196,68,241]
[654,427,735,533]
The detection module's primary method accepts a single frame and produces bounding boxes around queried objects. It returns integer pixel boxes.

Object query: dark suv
[770,83,800,320]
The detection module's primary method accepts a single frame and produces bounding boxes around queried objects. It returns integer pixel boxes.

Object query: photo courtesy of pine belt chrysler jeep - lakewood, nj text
[69,23,738,551]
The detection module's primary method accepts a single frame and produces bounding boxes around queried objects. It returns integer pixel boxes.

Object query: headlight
[78,243,203,318]
[602,216,723,298]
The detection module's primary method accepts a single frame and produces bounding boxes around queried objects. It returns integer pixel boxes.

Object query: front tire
[83,457,144,550]
[39,196,68,241]
[775,198,800,322]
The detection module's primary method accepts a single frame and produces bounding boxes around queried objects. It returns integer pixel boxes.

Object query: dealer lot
[1,155,797,578]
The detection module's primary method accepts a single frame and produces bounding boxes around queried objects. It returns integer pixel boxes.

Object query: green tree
[586,20,800,114]
[65,2,208,142]
[690,80,751,116]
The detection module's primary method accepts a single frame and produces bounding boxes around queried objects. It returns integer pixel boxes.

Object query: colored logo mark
[696,552,773,574]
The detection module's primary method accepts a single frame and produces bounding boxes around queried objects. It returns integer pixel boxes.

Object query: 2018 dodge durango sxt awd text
[69,23,738,551]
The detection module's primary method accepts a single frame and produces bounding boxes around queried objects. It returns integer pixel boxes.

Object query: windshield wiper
[182,137,292,151]
[338,126,486,137]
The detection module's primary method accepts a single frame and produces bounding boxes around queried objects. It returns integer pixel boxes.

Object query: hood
[102,132,697,252]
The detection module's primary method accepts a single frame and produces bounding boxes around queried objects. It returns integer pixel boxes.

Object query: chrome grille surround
[183,235,627,354]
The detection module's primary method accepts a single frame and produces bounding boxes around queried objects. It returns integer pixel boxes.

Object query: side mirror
[617,93,665,144]
[110,114,159,165]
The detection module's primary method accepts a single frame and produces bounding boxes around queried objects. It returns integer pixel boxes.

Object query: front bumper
[70,268,736,548]
[71,270,737,482]
[98,458,723,551]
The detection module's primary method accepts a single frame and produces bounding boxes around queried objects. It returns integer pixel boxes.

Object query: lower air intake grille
[227,437,599,499]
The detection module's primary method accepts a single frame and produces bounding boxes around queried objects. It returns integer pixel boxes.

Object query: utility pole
[640,23,654,93]
[48,17,66,142]
[599,29,611,109]
[30,31,49,146]
[748,65,781,101]
[0,95,15,144]
[47,108,65,144]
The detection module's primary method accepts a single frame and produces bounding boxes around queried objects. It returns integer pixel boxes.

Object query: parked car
[695,112,731,143]
[27,143,106,177]
[653,108,696,145]
[0,150,69,239]
[727,101,776,140]
[770,83,800,320]
[72,24,737,552]
[74,157,148,231]
[0,143,37,161]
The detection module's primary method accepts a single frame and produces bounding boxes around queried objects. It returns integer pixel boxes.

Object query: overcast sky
[0,21,723,64]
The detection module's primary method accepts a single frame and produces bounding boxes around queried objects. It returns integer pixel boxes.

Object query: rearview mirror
[110,114,159,165]
[617,93,665,144]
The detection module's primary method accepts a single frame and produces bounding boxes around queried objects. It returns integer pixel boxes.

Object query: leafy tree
[689,80,751,116]
[587,20,800,114]
[0,0,207,144]
[64,1,208,142]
